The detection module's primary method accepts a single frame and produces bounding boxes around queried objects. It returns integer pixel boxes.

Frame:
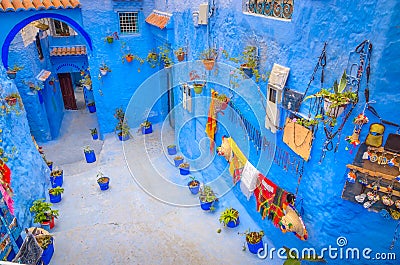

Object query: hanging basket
[193,83,204,94]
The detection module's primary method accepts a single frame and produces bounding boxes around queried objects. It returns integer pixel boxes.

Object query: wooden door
[58,73,77,110]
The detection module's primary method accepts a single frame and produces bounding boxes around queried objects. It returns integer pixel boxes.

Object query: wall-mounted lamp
[192,11,199,27]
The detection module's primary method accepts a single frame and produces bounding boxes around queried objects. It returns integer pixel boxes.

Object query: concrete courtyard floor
[41,109,280,265]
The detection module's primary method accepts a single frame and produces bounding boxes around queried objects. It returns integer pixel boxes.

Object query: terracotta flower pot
[126,56,133,63]
[176,52,185,62]
[202,59,215,70]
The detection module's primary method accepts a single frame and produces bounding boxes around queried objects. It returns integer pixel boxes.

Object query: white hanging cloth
[240,161,259,200]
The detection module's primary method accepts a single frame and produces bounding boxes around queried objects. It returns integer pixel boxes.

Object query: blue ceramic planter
[92,133,98,140]
[188,180,200,195]
[200,200,213,211]
[118,133,130,141]
[247,239,264,254]
[167,145,177,155]
[174,158,183,167]
[49,192,61,203]
[242,67,253,78]
[41,238,54,265]
[97,177,110,190]
[88,104,96,113]
[179,167,190,175]
[47,162,53,171]
[226,217,240,228]
[6,72,16,79]
[142,124,152,134]
[51,175,63,188]
[84,150,96,163]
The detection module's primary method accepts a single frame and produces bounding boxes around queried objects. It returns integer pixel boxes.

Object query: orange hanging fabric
[205,90,218,152]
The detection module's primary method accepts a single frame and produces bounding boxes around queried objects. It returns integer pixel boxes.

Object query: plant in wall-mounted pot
[99,63,111,76]
[141,120,153,135]
[158,45,173,68]
[90,128,98,140]
[4,93,20,106]
[50,169,63,188]
[173,155,184,167]
[145,51,158,68]
[304,70,357,121]
[238,229,264,254]
[105,32,119,44]
[200,47,218,71]
[199,185,217,211]
[83,146,96,163]
[48,186,64,203]
[167,144,177,155]
[30,199,59,230]
[219,207,240,228]
[174,47,186,62]
[48,77,56,86]
[97,171,110,190]
[215,92,230,111]
[187,175,200,195]
[123,53,134,63]
[239,45,259,79]
[6,65,23,79]
[178,162,190,175]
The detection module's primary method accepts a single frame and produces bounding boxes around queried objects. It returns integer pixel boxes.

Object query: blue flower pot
[7,72,16,79]
[242,67,253,78]
[84,150,96,163]
[41,238,54,265]
[174,158,184,167]
[49,192,61,203]
[247,239,264,254]
[88,104,96,113]
[142,124,152,134]
[167,146,177,155]
[92,133,98,140]
[227,217,240,228]
[188,180,200,195]
[200,200,213,211]
[118,134,130,141]
[97,177,110,190]
[50,175,63,188]
[47,162,53,171]
[179,167,190,175]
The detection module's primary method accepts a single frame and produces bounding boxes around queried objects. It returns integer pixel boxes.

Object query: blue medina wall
[79,0,172,136]
[155,0,400,263]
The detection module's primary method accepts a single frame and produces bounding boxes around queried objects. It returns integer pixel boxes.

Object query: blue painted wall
[154,0,400,263]
[0,66,48,230]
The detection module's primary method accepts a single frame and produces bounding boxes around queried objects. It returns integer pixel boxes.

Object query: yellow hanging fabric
[205,90,218,152]
[228,138,247,177]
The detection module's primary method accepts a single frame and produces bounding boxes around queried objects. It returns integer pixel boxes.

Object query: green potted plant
[90,128,98,140]
[173,155,184,167]
[105,32,118,44]
[174,47,186,62]
[80,74,92,90]
[30,199,59,230]
[6,65,23,79]
[48,186,64,203]
[116,121,131,141]
[146,51,158,68]
[239,46,258,79]
[4,92,20,106]
[187,175,200,194]
[99,63,111,76]
[200,47,218,70]
[141,120,152,134]
[238,229,264,254]
[83,145,96,163]
[219,207,240,228]
[96,171,110,190]
[304,70,357,119]
[179,162,190,175]
[122,53,134,63]
[158,45,173,68]
[199,185,217,211]
[215,92,230,110]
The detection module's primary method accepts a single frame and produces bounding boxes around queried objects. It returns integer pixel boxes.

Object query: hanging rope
[390,221,400,250]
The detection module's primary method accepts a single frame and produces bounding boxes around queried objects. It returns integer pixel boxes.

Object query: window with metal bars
[118,12,139,34]
[243,0,294,20]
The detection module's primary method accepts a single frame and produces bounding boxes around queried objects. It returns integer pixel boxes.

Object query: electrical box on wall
[198,3,208,25]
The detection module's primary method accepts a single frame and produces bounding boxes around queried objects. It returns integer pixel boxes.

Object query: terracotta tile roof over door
[0,0,80,12]
[145,11,171,30]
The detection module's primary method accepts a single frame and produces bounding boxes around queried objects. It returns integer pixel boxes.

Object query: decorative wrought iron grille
[118,12,139,34]
[244,0,294,20]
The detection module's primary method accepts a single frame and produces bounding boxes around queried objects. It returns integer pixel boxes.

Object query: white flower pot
[323,98,348,118]
[100,69,108,76]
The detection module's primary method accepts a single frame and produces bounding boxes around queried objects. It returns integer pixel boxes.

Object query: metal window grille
[244,0,294,20]
[119,12,139,34]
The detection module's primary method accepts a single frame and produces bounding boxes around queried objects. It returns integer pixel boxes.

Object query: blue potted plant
[90,128,98,140]
[87,102,96,113]
[187,176,200,195]
[167,144,177,155]
[141,120,152,134]
[219,207,240,228]
[97,171,110,191]
[50,169,63,187]
[48,186,64,203]
[83,146,96,163]
[239,230,264,254]
[199,185,217,211]
[179,162,190,175]
[173,155,184,167]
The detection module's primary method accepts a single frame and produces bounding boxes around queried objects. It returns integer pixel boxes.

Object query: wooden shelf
[346,164,398,181]
[366,184,400,197]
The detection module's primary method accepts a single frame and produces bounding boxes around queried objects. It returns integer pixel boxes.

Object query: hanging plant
[200,47,218,70]
[99,63,111,76]
[174,47,186,62]
[6,65,23,79]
